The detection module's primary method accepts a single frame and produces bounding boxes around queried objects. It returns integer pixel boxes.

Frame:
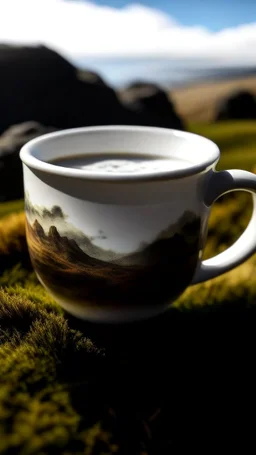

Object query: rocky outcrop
[0,45,185,134]
[0,44,132,133]
[0,45,76,134]
[120,81,185,130]
[48,225,61,243]
[215,90,256,121]
[33,219,47,241]
[0,122,56,202]
[31,220,98,266]
[77,69,107,86]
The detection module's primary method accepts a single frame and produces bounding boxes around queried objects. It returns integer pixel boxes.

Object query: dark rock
[0,44,138,133]
[36,78,134,130]
[0,45,186,134]
[0,44,76,87]
[120,81,185,130]
[0,45,77,134]
[48,225,61,242]
[0,121,56,202]
[215,90,256,121]
[77,69,107,86]
[33,219,46,241]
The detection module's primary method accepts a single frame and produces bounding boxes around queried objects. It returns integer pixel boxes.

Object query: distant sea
[73,57,256,89]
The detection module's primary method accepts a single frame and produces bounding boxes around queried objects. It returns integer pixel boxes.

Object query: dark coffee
[49,153,192,174]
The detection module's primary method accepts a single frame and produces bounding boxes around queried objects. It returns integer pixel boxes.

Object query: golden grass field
[172,75,256,123]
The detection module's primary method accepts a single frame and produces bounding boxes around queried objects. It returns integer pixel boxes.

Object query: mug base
[36,274,171,323]
[58,298,170,323]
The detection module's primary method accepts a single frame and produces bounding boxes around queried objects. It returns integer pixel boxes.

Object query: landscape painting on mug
[25,192,201,309]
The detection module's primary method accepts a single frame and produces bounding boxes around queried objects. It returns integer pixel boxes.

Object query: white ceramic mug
[20,126,256,323]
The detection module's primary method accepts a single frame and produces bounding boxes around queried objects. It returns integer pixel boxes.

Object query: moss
[0,288,114,455]
[0,200,24,219]
[0,212,31,274]
[189,121,256,171]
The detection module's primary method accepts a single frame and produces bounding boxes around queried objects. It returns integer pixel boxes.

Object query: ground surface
[172,75,256,123]
[0,120,256,454]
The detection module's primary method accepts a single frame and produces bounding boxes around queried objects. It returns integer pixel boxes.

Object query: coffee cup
[20,126,256,322]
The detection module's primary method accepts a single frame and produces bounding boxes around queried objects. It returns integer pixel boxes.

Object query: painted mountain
[25,195,201,308]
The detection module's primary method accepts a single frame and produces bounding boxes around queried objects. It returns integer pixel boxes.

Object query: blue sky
[0,0,256,67]
[94,0,256,30]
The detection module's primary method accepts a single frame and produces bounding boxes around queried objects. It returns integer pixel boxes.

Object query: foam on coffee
[49,153,193,175]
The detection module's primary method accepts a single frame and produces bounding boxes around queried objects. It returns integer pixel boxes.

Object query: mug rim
[20,125,220,182]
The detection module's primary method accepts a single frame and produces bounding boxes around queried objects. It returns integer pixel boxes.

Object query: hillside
[171,75,256,123]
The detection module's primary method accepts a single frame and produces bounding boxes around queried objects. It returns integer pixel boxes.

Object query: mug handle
[192,169,256,284]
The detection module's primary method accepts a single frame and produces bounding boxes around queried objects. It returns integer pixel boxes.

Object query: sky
[95,0,256,31]
[0,0,256,80]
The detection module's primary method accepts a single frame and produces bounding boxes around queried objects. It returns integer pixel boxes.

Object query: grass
[0,120,256,454]
[190,121,256,171]
[0,200,24,219]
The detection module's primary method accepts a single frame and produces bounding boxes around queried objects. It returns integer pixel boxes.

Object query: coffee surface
[49,153,192,174]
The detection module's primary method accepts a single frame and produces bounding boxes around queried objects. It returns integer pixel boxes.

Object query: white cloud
[0,0,256,66]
